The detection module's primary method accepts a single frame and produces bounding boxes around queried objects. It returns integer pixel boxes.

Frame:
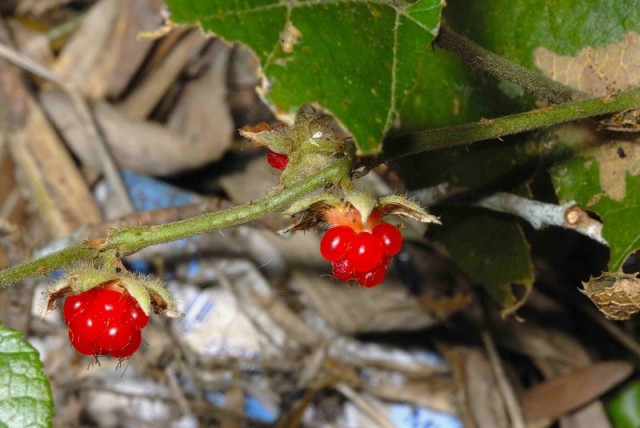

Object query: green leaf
[397,44,519,134]
[396,0,640,135]
[165,0,444,155]
[432,207,533,314]
[551,139,640,272]
[607,381,640,428]
[0,327,54,428]
[445,0,640,72]
[397,0,640,189]
[442,0,640,273]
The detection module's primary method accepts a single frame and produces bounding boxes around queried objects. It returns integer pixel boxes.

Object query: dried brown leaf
[444,346,510,428]
[52,0,163,99]
[521,361,633,423]
[505,324,614,428]
[290,271,438,335]
[8,20,54,68]
[118,30,208,119]
[166,39,233,164]
[0,30,102,237]
[42,89,230,176]
[96,101,230,175]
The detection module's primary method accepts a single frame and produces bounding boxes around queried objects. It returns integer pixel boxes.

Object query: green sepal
[344,190,378,226]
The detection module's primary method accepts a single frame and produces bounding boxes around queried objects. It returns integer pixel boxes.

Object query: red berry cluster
[320,221,403,287]
[266,149,289,170]
[63,285,149,358]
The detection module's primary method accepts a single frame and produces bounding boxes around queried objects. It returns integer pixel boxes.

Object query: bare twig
[481,331,526,428]
[409,187,606,245]
[476,193,606,245]
[334,383,395,428]
[165,365,194,417]
[0,41,135,213]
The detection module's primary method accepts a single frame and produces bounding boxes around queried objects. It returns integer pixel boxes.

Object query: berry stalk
[0,159,352,287]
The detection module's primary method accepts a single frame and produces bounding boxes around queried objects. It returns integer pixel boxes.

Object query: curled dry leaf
[379,195,441,224]
[599,109,640,133]
[239,122,292,154]
[581,272,640,320]
[283,193,439,232]
[281,195,339,232]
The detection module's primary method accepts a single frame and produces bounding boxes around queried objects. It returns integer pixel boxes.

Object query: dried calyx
[283,191,440,233]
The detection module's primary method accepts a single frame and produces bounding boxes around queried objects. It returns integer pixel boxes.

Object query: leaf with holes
[0,327,54,428]
[165,0,444,155]
[551,139,640,272]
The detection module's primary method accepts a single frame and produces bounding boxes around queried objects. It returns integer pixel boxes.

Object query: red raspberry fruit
[345,232,384,273]
[372,222,403,256]
[266,150,289,170]
[332,257,354,281]
[320,226,355,262]
[321,208,404,287]
[63,285,149,358]
[355,261,388,288]
[109,330,142,359]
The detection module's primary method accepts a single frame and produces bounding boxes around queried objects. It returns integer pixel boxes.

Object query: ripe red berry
[69,329,100,356]
[68,311,106,343]
[332,257,354,281]
[98,323,135,352]
[63,293,91,321]
[125,304,150,329]
[320,226,355,262]
[267,150,289,170]
[63,285,149,359]
[109,329,142,359]
[355,262,388,288]
[345,232,384,273]
[93,289,129,319]
[372,222,403,256]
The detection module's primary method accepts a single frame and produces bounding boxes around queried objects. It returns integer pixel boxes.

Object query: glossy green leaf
[166,0,444,155]
[0,327,54,428]
[432,207,533,314]
[607,381,640,428]
[551,138,640,272]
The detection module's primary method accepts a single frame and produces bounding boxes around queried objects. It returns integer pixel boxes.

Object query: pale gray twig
[409,186,606,245]
[476,192,606,245]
